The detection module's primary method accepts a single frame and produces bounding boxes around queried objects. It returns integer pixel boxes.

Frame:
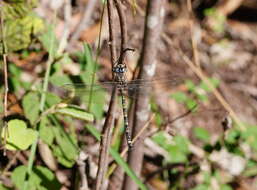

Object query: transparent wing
[61,81,118,96]
[59,75,184,98]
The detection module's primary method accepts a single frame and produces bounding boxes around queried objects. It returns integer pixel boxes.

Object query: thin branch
[216,0,244,16]
[187,0,200,67]
[113,0,127,63]
[69,0,98,46]
[106,0,117,68]
[179,50,246,131]
[95,0,118,189]
[204,0,243,32]
[123,1,165,189]
[76,151,89,190]
[167,104,197,126]
[2,151,19,177]
[39,15,57,111]
[107,100,135,190]
[95,88,117,190]
[105,2,131,189]
[107,114,155,179]
[58,0,72,54]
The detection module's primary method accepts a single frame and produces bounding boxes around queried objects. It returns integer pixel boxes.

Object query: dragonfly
[61,70,183,149]
[61,50,183,149]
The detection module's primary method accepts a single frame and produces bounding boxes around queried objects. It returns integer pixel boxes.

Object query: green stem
[39,25,56,111]
[25,13,57,188]
[87,1,106,112]
[22,133,39,190]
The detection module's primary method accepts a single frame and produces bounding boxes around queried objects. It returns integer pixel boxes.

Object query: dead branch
[76,152,89,190]
[69,0,98,46]
[123,0,165,190]
[95,0,118,189]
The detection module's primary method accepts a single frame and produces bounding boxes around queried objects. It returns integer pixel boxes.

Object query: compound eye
[113,67,119,73]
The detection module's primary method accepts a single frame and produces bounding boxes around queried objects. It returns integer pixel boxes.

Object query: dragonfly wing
[126,75,184,95]
[60,81,120,99]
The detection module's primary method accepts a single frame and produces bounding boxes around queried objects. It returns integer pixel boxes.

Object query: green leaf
[152,131,168,148]
[75,43,97,73]
[241,125,257,151]
[85,124,101,141]
[170,92,188,103]
[243,165,257,177]
[173,135,189,153]
[8,64,22,93]
[166,136,189,163]
[185,80,196,92]
[225,129,239,144]
[220,184,233,190]
[39,118,54,145]
[11,165,61,190]
[3,119,38,150]
[185,99,197,110]
[167,145,188,163]
[22,92,40,124]
[203,171,211,184]
[0,13,44,53]
[56,106,94,122]
[52,127,78,167]
[82,43,95,73]
[152,132,189,163]
[191,184,210,190]
[0,184,10,190]
[155,113,163,126]
[109,149,147,190]
[39,24,58,57]
[49,74,72,87]
[196,93,208,102]
[52,53,73,73]
[33,166,61,190]
[243,160,257,177]
[45,92,62,107]
[80,87,106,120]
[3,1,38,19]
[11,166,27,190]
[199,78,220,92]
[52,145,75,168]
[204,8,226,33]
[193,127,210,143]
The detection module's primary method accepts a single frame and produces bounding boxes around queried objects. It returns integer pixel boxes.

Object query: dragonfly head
[113,64,127,74]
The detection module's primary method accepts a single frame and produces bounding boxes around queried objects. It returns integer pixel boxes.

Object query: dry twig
[76,151,89,190]
[178,2,246,131]
[69,0,98,46]
[123,1,165,189]
[95,0,118,189]
[58,0,72,54]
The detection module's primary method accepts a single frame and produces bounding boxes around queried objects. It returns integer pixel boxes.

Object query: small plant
[171,77,220,110]
[204,8,226,34]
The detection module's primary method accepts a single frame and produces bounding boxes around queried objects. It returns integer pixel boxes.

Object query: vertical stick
[123,0,165,189]
[95,0,118,189]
